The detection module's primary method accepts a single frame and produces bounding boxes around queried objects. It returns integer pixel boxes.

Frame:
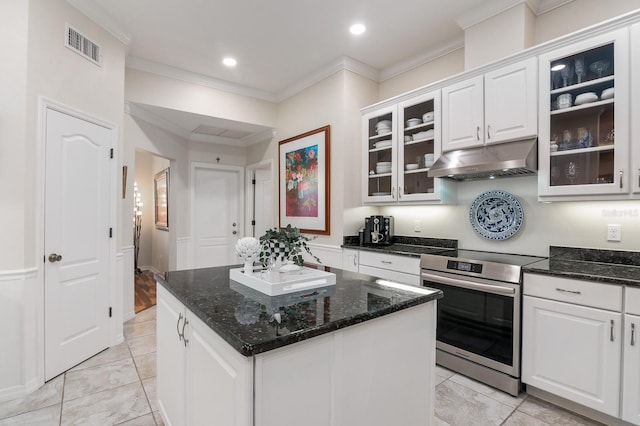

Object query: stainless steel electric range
[420,250,545,396]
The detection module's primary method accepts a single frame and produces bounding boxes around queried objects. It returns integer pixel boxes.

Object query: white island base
[157,285,437,426]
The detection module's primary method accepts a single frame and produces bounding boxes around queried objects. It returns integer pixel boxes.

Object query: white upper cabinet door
[631,23,640,195]
[442,75,484,151]
[484,57,537,144]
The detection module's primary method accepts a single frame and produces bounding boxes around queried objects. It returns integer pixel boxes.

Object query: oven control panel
[447,260,483,274]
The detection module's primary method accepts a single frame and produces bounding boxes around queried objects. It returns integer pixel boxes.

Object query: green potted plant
[259,225,320,268]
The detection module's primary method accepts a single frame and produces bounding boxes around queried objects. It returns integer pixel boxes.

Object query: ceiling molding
[454,0,574,30]
[126,57,279,103]
[379,36,465,82]
[127,102,191,140]
[66,0,131,45]
[274,56,379,102]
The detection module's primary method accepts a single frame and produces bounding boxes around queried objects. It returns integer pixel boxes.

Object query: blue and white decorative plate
[469,190,524,240]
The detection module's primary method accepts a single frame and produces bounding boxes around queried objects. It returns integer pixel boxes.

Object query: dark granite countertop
[156,265,442,357]
[342,235,457,258]
[523,246,640,287]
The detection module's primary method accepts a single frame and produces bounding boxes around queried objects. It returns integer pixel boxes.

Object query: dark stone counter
[342,235,457,258]
[523,246,640,287]
[156,265,442,356]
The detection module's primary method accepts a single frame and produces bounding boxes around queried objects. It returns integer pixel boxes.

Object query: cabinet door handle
[177,312,184,341]
[487,125,491,140]
[555,288,581,295]
[637,169,639,189]
[476,126,480,141]
[391,187,395,199]
[381,260,393,265]
[631,323,636,346]
[619,169,623,189]
[353,255,357,267]
[398,186,402,199]
[610,319,615,342]
[182,318,189,347]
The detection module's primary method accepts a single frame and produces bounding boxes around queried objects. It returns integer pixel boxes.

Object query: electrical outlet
[414,220,421,232]
[607,224,621,242]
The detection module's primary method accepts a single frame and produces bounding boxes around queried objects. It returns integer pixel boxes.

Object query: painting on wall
[278,125,330,235]
[154,168,169,231]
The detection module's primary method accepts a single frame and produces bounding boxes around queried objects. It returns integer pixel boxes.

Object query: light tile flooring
[0,306,604,426]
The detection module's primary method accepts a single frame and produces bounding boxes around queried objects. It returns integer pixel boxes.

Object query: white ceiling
[68,0,568,146]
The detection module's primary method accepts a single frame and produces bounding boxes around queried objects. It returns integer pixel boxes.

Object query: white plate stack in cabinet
[441,57,537,152]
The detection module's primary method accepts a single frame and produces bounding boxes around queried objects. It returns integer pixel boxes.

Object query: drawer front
[359,265,420,286]
[626,287,640,316]
[358,251,420,275]
[523,273,622,311]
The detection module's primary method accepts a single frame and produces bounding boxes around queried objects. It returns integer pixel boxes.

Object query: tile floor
[0,306,604,426]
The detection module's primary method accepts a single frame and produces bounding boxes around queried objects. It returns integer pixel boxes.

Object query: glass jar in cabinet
[362,105,397,202]
[397,91,442,202]
[538,28,630,199]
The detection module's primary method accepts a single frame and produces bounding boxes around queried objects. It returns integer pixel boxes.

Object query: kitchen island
[156,265,442,426]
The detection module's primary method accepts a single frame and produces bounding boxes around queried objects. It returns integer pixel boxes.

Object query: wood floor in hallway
[135,270,156,313]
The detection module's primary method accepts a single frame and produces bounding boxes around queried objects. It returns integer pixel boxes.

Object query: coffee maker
[363,216,394,245]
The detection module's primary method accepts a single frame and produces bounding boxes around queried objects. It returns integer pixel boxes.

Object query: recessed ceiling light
[222,57,237,67]
[349,23,366,35]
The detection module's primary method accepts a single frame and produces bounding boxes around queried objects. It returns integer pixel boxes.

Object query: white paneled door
[253,168,273,238]
[192,164,243,268]
[44,108,113,380]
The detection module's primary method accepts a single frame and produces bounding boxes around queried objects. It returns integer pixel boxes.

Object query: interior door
[193,164,242,268]
[44,108,112,380]
[253,169,273,237]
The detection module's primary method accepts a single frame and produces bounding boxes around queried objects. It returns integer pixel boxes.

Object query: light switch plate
[414,220,421,232]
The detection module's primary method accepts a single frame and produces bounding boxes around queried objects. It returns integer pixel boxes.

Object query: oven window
[430,282,514,366]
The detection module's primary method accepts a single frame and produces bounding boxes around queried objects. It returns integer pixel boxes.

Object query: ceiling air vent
[65,24,101,66]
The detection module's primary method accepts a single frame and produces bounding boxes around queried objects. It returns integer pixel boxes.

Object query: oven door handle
[421,271,516,296]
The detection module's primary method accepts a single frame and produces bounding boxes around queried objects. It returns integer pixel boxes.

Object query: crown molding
[126,57,279,103]
[379,36,465,82]
[66,0,131,45]
[455,0,576,29]
[274,56,379,102]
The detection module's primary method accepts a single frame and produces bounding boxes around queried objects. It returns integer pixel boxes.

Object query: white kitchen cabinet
[631,23,640,195]
[441,57,537,152]
[157,285,253,426]
[538,28,630,199]
[522,274,623,418]
[358,251,420,286]
[341,248,359,272]
[623,287,640,425]
[362,90,452,204]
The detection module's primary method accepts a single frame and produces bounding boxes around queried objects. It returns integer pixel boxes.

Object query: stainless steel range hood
[427,138,537,181]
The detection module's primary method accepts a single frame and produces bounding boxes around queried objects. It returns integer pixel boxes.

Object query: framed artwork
[154,168,169,231]
[278,125,330,235]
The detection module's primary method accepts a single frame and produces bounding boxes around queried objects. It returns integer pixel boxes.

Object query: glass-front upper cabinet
[362,90,449,204]
[397,91,442,202]
[538,28,629,199]
[362,104,397,203]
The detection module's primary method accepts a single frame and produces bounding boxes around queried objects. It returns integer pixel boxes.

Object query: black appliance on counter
[362,216,394,245]
[420,250,544,396]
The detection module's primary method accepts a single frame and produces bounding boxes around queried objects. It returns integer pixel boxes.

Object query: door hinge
[110,148,114,159]
[252,178,256,185]
[109,307,112,318]
[109,228,113,238]
[251,220,256,226]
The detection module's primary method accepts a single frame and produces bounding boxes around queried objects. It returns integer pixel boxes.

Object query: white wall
[0,0,126,402]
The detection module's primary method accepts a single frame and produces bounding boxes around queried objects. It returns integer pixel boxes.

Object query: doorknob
[48,253,62,262]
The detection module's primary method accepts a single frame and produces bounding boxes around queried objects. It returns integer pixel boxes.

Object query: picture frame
[278,125,330,235]
[154,168,169,231]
